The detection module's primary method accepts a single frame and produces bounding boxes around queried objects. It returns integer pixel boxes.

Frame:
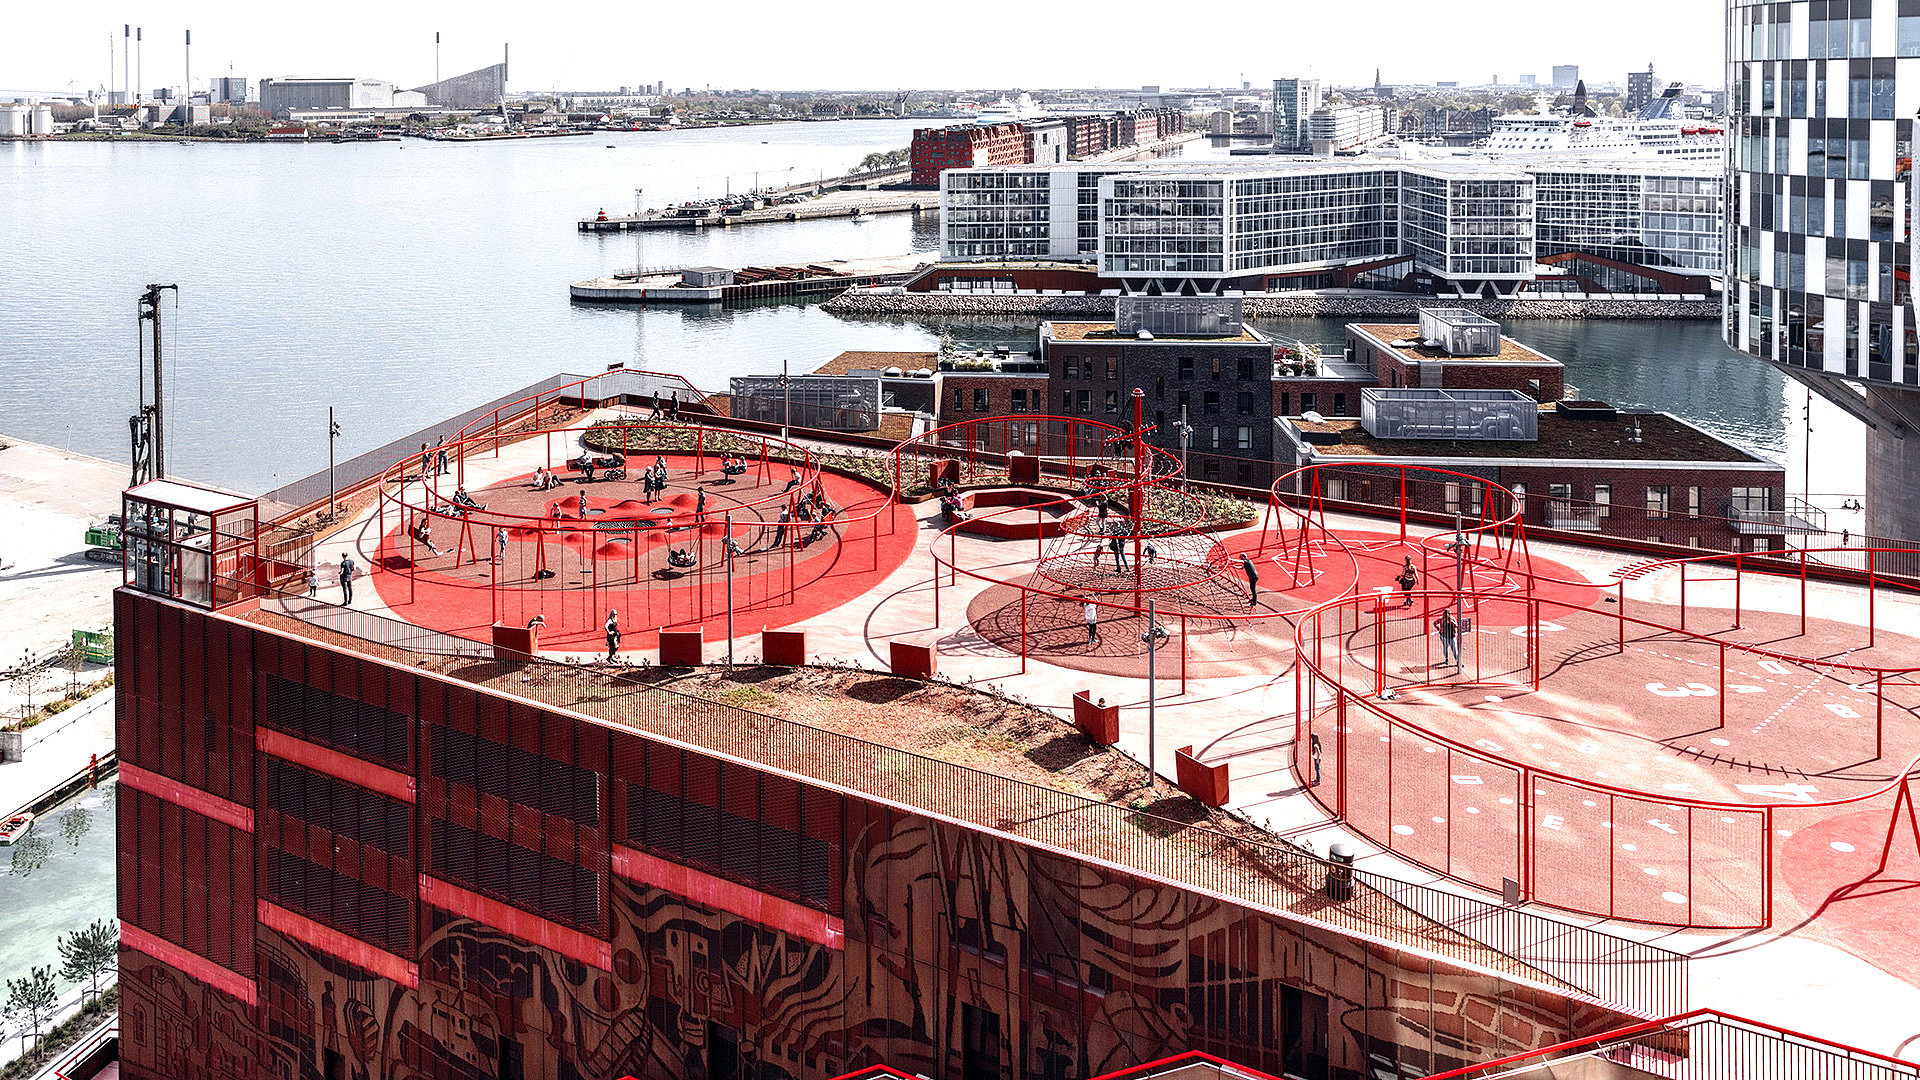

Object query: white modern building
[941,158,1719,297]
[1308,104,1394,154]
[1727,0,1920,541]
[258,77,398,116]
[1271,78,1323,152]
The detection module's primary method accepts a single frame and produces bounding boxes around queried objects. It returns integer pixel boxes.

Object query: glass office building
[1727,0,1920,540]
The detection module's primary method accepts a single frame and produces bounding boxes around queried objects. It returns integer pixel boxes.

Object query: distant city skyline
[0,1,1723,97]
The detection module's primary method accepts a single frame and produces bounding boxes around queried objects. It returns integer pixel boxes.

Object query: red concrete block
[1072,690,1119,746]
[491,622,539,663]
[889,639,937,681]
[1175,745,1230,807]
[659,628,704,667]
[927,459,960,491]
[762,629,807,666]
[1008,454,1040,485]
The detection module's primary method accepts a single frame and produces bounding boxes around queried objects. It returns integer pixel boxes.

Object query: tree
[4,965,57,1054]
[58,920,117,1001]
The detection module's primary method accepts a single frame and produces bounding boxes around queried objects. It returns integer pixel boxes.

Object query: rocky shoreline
[821,290,1722,320]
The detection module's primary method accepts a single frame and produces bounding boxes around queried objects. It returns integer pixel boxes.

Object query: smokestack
[136,28,142,107]
[185,29,191,123]
[435,31,440,86]
[123,25,129,107]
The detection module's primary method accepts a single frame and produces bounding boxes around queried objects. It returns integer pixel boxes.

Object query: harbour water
[0,124,1862,504]
[0,782,116,1037]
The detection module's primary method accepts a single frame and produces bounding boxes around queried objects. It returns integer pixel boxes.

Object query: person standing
[305,567,318,597]
[1084,601,1099,644]
[1108,534,1128,573]
[435,438,450,478]
[605,609,621,662]
[338,554,357,605]
[1397,557,1418,608]
[495,528,507,561]
[771,507,791,548]
[1436,609,1460,668]
[695,488,707,520]
[1240,553,1260,610]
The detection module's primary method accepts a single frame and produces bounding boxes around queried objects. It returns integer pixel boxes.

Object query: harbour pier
[579,187,929,232]
[569,253,930,303]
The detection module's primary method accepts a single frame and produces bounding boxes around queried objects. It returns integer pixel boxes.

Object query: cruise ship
[973,93,1048,124]
[1483,84,1722,159]
[1397,84,1724,162]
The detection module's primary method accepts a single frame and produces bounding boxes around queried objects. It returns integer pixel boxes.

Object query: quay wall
[820,290,1723,320]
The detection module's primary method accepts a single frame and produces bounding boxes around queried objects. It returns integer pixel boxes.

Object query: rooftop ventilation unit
[1416,308,1501,357]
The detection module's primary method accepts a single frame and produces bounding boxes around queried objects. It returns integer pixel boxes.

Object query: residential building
[1626,64,1658,112]
[1037,298,1284,479]
[1552,64,1581,88]
[1726,0,1920,541]
[1270,77,1322,152]
[1306,103,1393,154]
[909,110,1185,187]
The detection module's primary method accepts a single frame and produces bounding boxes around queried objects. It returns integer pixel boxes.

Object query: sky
[0,1,1727,97]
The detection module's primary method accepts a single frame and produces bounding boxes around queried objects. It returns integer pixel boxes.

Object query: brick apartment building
[910,109,1186,187]
[911,122,1030,186]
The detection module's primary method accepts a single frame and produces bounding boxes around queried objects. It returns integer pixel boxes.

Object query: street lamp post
[328,408,341,522]
[724,513,736,669]
[1446,513,1468,671]
[1143,598,1160,795]
[1176,404,1192,489]
[781,358,791,444]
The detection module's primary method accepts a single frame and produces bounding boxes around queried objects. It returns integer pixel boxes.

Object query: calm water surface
[3,125,1854,502]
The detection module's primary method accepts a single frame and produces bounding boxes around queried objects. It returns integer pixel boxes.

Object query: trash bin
[1324,842,1355,902]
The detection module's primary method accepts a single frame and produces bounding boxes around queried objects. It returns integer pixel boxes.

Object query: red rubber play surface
[960,528,1604,679]
[368,458,916,651]
[1302,589,1920,959]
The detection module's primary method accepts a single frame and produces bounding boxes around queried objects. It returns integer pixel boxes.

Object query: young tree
[4,965,58,1054]
[58,920,117,1001]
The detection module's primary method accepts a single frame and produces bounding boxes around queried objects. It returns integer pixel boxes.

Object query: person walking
[338,554,357,605]
[1397,557,1418,608]
[649,391,662,420]
[605,609,621,662]
[1240,553,1260,610]
[1108,534,1128,573]
[1436,608,1460,668]
[1084,600,1100,644]
[668,393,682,421]
[771,507,791,548]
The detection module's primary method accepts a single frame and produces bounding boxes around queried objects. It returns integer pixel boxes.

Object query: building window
[1211,358,1222,379]
[1203,459,1219,480]
[1177,390,1191,411]
[1646,486,1671,520]
[1155,375,1165,400]
[1593,483,1612,518]
[1060,361,1075,381]
[1279,392,1291,415]
[1077,389,1091,413]
[1203,391,1221,415]
[1730,486,1772,512]
[1238,357,1255,380]
[1236,425,1252,450]
[1104,390,1119,413]
[1333,393,1347,414]
[1210,425,1221,448]
[1237,391,1256,413]
[973,388,990,412]
[1445,482,1461,514]
[1107,359,1119,379]
[1082,360,1097,380]
[1011,388,1028,413]
[1687,486,1700,520]
[1301,393,1317,414]
[1511,483,1526,516]
[1178,358,1195,379]
[954,387,969,411]
[1061,391,1072,413]
[1325,477,1349,501]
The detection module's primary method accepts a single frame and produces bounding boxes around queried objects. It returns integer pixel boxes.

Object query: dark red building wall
[116,591,1636,1080]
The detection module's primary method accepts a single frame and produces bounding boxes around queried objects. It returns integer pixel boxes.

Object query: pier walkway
[579,188,930,232]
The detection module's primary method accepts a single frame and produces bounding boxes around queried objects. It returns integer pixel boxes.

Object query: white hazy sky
[1,1,1727,96]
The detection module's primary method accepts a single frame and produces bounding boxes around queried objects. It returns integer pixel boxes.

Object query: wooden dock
[570,255,931,304]
[579,189,930,232]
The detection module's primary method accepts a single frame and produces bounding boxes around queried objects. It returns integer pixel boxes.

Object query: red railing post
[1799,547,1808,637]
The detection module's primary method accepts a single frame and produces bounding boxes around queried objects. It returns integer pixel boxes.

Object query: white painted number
[1646,682,1717,697]
[1758,660,1793,676]
[1824,703,1861,719]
